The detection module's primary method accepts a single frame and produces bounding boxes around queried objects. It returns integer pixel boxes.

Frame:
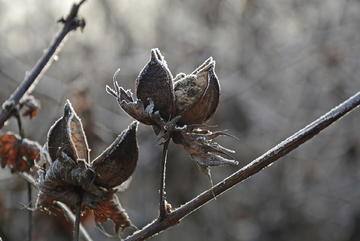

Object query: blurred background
[1,0,360,240]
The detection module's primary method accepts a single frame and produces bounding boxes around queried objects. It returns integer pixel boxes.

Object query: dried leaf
[0,132,40,172]
[173,129,238,180]
[91,191,132,235]
[93,121,139,188]
[20,95,41,120]
[35,192,60,215]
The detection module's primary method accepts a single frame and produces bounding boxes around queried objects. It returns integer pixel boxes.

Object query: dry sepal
[36,100,138,235]
[107,48,238,183]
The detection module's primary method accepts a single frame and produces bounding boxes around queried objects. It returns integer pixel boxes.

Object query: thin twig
[159,139,170,220]
[0,0,86,129]
[125,91,360,241]
[73,195,82,241]
[18,172,93,241]
[27,182,32,241]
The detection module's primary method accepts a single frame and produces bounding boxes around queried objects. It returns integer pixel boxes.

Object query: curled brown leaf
[91,191,133,235]
[0,132,40,172]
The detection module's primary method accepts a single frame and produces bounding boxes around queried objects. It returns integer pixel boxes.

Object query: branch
[125,91,360,241]
[19,172,93,241]
[0,0,86,129]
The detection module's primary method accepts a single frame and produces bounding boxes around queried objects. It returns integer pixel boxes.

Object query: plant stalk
[73,196,82,241]
[159,138,170,219]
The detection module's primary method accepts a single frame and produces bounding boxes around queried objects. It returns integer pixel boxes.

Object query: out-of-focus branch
[19,172,93,241]
[0,0,86,129]
[125,91,360,241]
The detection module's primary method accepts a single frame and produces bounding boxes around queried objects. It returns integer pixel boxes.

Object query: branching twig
[0,0,86,129]
[125,91,360,241]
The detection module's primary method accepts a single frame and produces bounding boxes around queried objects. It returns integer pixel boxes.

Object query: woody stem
[159,138,170,220]
[73,193,82,241]
[27,182,32,241]
[0,0,86,129]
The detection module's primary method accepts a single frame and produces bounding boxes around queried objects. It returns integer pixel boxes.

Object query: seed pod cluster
[107,48,237,181]
[36,100,138,235]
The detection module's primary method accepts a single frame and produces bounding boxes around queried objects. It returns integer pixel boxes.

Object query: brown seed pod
[174,58,220,125]
[136,48,176,120]
[93,121,139,188]
[47,100,89,164]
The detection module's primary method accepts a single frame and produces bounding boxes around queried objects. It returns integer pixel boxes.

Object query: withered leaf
[20,95,41,120]
[173,128,238,180]
[0,132,40,172]
[93,121,138,188]
[35,192,60,215]
[21,107,38,120]
[91,191,132,235]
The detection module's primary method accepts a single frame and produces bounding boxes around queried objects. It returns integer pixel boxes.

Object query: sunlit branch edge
[124,91,360,241]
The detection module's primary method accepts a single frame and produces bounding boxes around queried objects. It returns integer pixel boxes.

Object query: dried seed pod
[174,59,220,125]
[47,100,89,164]
[37,100,138,235]
[136,48,176,120]
[63,101,90,164]
[93,121,139,188]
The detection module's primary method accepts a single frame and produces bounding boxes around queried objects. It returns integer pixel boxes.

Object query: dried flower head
[107,48,238,183]
[36,100,138,235]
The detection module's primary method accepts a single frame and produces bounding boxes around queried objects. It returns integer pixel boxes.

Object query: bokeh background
[1,0,360,240]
